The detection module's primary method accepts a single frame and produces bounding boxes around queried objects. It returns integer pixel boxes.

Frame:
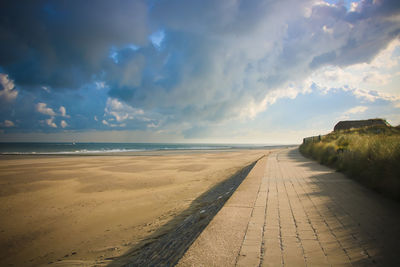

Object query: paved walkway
[177,148,400,266]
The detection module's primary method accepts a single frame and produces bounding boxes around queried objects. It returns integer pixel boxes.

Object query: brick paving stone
[178,148,400,266]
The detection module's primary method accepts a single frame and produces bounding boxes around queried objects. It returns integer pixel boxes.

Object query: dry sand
[0,149,270,266]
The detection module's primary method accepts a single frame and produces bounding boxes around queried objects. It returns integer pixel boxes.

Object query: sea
[0,142,286,155]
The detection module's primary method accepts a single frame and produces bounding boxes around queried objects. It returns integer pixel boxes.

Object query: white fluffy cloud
[36,103,70,130]
[36,103,71,129]
[45,117,57,128]
[309,39,400,101]
[102,118,126,128]
[0,73,18,102]
[338,105,369,122]
[104,97,144,123]
[59,106,70,118]
[60,120,68,128]
[36,103,57,116]
[346,106,368,114]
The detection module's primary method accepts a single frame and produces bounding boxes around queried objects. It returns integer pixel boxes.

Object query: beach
[0,149,270,266]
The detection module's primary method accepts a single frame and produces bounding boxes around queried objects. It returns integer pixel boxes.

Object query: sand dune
[0,149,269,266]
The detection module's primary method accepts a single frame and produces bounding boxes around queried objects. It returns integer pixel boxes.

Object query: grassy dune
[300,125,400,199]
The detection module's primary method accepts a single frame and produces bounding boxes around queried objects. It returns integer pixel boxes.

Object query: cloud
[60,120,68,128]
[104,97,144,122]
[106,0,400,125]
[36,102,56,116]
[147,122,159,128]
[1,0,400,137]
[35,103,70,123]
[45,117,57,128]
[94,82,107,90]
[310,51,337,69]
[0,0,150,89]
[42,86,50,93]
[59,106,70,118]
[102,118,125,128]
[309,38,400,101]
[362,72,391,85]
[0,73,18,102]
[346,105,368,114]
[0,120,15,127]
[150,30,166,48]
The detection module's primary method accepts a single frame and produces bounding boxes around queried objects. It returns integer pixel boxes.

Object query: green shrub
[300,125,400,199]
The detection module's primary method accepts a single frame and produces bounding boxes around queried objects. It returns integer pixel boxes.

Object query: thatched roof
[334,119,389,131]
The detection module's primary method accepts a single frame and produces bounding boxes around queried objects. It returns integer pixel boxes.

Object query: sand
[0,149,270,266]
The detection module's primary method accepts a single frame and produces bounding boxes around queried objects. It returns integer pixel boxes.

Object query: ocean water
[0,142,277,155]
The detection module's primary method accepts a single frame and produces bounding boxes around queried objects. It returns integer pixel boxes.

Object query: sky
[0,0,400,144]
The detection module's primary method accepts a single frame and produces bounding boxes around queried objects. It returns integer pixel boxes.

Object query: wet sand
[0,149,270,266]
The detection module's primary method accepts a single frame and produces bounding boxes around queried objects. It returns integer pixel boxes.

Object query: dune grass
[300,125,400,199]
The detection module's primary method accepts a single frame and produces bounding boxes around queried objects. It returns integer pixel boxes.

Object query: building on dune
[333,118,390,131]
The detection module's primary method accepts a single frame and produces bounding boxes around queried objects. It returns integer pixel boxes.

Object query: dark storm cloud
[0,0,149,89]
[307,0,400,67]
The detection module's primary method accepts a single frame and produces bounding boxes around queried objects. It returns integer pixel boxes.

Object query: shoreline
[0,144,296,157]
[0,145,295,159]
